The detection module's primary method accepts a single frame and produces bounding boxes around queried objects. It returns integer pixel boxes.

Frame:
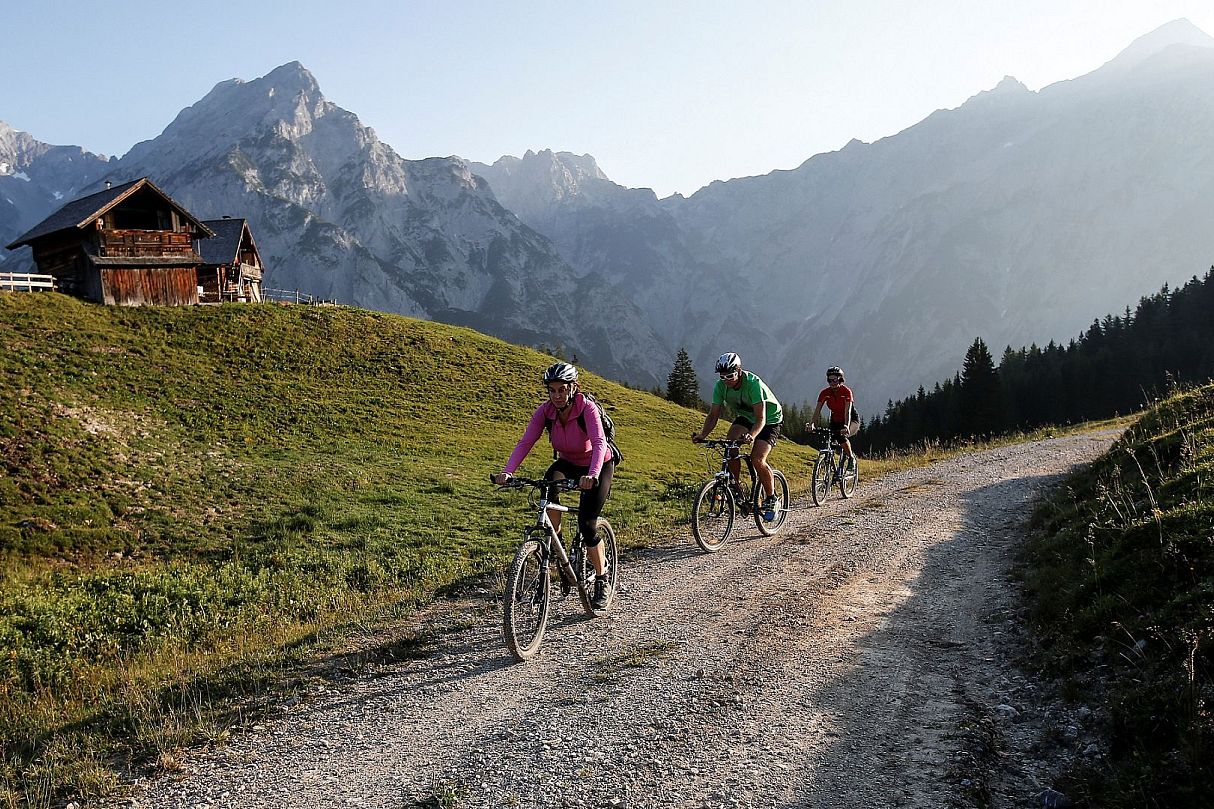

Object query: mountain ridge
[3,67,671,387]
[475,18,1214,405]
[6,19,1214,404]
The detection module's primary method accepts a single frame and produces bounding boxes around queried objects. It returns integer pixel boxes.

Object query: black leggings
[545,458,614,547]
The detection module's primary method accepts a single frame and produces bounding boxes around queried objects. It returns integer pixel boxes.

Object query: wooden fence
[0,272,55,292]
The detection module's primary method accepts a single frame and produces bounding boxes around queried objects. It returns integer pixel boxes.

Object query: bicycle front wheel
[754,469,790,536]
[503,534,551,661]
[811,453,832,506]
[840,454,859,498]
[579,517,620,617]
[692,479,734,552]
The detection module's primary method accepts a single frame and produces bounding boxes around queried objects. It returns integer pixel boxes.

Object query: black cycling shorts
[731,417,782,447]
[544,458,614,547]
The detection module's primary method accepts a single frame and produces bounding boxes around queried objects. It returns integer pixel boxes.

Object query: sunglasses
[827,376,842,383]
[719,370,740,379]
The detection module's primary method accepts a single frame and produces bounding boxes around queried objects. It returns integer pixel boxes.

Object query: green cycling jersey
[712,371,783,426]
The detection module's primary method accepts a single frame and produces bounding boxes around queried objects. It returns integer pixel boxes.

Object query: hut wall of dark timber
[196,218,265,303]
[4,178,214,307]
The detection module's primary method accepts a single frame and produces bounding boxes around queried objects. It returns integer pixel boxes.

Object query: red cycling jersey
[817,384,854,424]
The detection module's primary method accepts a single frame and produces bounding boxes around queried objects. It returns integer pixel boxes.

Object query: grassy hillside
[1025,383,1214,806]
[0,292,817,805]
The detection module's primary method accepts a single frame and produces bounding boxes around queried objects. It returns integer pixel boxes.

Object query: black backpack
[545,392,623,467]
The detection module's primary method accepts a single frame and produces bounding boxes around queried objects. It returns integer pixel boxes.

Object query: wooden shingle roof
[5,177,215,250]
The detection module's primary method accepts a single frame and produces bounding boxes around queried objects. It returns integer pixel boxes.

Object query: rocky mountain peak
[1100,18,1214,73]
[992,75,1029,93]
[476,149,617,211]
[962,75,1033,108]
[119,61,347,172]
[261,60,321,97]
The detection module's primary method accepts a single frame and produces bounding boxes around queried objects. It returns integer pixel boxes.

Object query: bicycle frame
[499,476,604,611]
[810,429,857,503]
[716,444,759,504]
[496,474,619,660]
[691,439,789,550]
[530,481,584,594]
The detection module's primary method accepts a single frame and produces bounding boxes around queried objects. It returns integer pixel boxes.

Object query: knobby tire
[692,479,735,552]
[754,468,790,536]
[840,454,859,498]
[811,453,832,506]
[578,517,619,617]
[503,535,550,661]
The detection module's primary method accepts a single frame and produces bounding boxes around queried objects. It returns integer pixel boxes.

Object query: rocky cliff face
[3,65,670,387]
[474,21,1214,410]
[104,63,672,387]
[0,122,110,268]
[472,150,751,382]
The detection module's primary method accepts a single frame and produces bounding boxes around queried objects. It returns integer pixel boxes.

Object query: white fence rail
[0,272,55,292]
[262,288,337,305]
[262,287,315,304]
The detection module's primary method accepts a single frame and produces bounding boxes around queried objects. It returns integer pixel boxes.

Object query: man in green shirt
[691,352,784,520]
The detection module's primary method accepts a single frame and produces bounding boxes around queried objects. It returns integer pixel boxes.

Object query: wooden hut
[4,178,214,306]
[195,217,264,302]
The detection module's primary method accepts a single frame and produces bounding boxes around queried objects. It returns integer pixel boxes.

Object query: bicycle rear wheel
[502,534,551,661]
[578,517,619,617]
[811,453,832,506]
[754,469,790,536]
[692,479,735,552]
[840,454,858,499]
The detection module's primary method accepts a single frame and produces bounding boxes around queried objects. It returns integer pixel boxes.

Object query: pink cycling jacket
[503,392,608,478]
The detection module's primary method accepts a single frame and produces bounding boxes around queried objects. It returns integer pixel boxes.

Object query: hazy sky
[4,1,1214,197]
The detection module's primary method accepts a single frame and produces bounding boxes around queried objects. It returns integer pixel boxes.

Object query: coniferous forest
[858,269,1214,452]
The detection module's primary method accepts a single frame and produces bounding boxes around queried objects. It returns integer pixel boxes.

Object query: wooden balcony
[100,229,196,258]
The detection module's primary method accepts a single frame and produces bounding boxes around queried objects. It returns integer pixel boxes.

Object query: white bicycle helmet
[715,352,742,374]
[542,362,579,384]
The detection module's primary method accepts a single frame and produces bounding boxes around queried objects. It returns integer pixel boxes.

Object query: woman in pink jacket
[492,362,615,609]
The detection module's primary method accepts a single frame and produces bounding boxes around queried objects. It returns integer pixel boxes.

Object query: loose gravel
[120,430,1117,809]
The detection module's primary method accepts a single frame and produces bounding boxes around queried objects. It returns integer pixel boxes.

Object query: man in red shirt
[811,366,856,460]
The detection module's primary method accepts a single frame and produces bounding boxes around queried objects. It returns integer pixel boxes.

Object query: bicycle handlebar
[809,426,846,449]
[695,438,745,449]
[489,474,581,493]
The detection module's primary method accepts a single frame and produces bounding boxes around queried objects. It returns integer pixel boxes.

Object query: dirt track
[125,430,1117,809]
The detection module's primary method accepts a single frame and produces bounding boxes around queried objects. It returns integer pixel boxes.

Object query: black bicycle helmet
[826,366,845,381]
[542,362,579,385]
[715,352,742,374]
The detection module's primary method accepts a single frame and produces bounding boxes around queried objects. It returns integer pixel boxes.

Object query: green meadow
[0,292,819,805]
[5,291,1202,808]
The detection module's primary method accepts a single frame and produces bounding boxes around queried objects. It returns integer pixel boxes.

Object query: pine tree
[959,337,1002,436]
[666,347,701,408]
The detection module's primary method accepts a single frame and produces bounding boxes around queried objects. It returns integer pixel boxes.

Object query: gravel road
[126,430,1117,809]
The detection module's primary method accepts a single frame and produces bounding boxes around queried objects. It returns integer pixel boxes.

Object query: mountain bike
[690,438,789,552]
[809,428,858,505]
[492,476,619,661]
